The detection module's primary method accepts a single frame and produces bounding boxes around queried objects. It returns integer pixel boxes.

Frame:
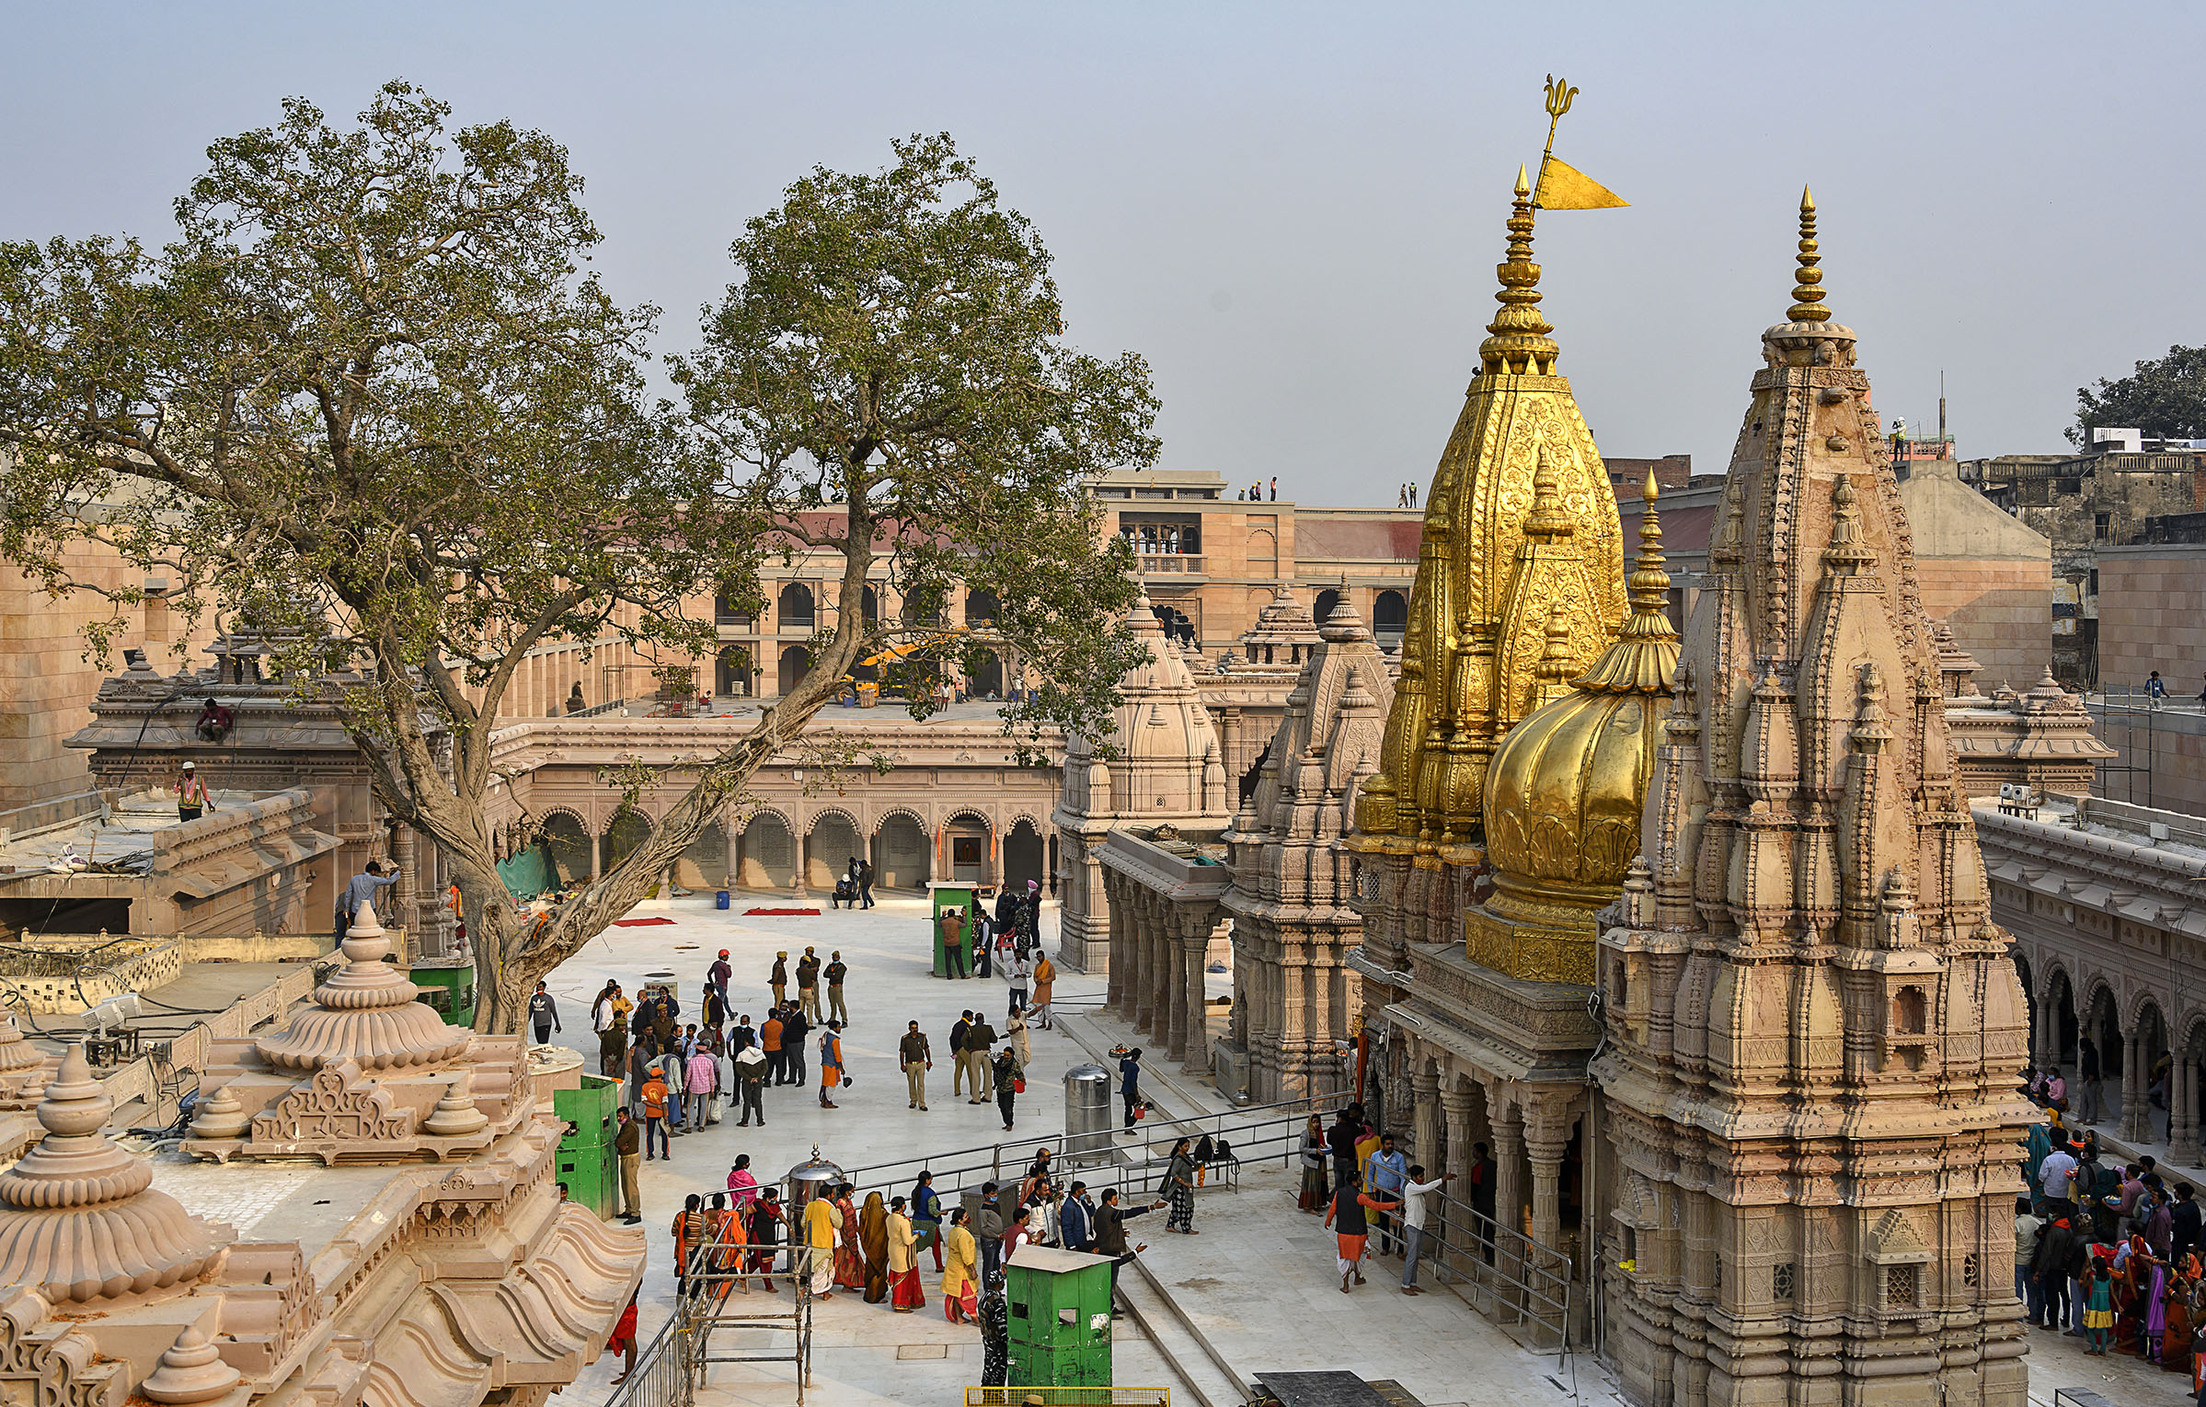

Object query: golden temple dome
[1482,474,1679,897]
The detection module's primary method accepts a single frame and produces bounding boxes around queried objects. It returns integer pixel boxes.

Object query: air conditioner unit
[2150,822,2171,842]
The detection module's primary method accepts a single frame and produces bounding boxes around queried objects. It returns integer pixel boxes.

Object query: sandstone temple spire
[1595,194,2031,1407]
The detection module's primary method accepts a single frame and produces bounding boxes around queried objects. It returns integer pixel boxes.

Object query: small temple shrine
[0,900,643,1407]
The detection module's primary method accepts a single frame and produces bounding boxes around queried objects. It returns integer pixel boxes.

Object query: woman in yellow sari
[941,1206,979,1323]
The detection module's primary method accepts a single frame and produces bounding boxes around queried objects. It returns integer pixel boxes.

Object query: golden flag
[1534,156,1628,211]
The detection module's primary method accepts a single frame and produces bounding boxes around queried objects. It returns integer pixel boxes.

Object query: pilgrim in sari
[861,1192,891,1303]
[888,1197,926,1310]
[834,1186,867,1290]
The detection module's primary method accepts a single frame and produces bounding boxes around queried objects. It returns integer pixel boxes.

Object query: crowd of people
[2020,1091,2206,1372]
[1298,1104,1463,1295]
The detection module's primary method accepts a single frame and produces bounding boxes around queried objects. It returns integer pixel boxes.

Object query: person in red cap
[707,949,731,1010]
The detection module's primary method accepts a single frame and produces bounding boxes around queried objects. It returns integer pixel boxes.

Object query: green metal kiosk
[928,881,978,978]
[554,1073,619,1219]
[1004,1246,1116,1387]
[409,959,477,1027]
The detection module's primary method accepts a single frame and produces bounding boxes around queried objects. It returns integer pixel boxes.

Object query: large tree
[0,85,1154,1030]
[2071,343,2206,445]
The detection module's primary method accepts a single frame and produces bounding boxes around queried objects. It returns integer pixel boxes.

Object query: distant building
[1960,444,2206,686]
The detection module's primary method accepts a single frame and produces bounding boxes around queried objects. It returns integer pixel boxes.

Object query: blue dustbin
[715,890,731,910]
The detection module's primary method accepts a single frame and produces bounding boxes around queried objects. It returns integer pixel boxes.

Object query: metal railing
[1406,1182,1577,1355]
[604,1306,693,1407]
[830,1092,1350,1203]
[604,1221,816,1407]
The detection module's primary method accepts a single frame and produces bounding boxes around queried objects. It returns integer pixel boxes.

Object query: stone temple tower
[1595,193,2033,1407]
[1056,591,1231,973]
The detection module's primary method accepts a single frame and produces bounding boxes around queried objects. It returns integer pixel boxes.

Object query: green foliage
[676,132,1155,753]
[2072,344,2206,445]
[0,91,1157,1029]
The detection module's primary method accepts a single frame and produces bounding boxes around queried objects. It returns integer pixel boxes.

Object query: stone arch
[1372,588,1409,644]
[599,808,654,875]
[2125,985,2168,1033]
[941,809,993,884]
[1003,816,1046,891]
[2039,963,2080,1069]
[736,809,798,890]
[778,582,815,629]
[1313,588,1343,626]
[535,808,593,886]
[674,817,730,891]
[777,644,812,696]
[870,810,930,891]
[805,809,865,890]
[2181,1011,2206,1063]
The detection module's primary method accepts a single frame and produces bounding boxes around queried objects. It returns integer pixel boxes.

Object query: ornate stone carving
[253,901,470,1072]
[250,1061,414,1144]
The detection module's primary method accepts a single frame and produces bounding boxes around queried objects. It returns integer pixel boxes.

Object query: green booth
[1004,1246,1116,1387]
[927,881,980,978]
[554,1072,619,1219]
[410,959,477,1027]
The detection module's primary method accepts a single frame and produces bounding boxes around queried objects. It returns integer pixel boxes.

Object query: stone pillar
[1409,1065,1441,1171]
[1151,899,1178,1046]
[1522,1103,1573,1269]
[2125,1031,2147,1142]
[1181,919,1212,1076]
[1103,874,1126,1017]
[393,825,424,960]
[1439,1084,1478,1181]
[1163,910,1192,1064]
[1279,940,1308,1100]
[1492,1104,1526,1281]
[2035,988,2056,1068]
[2174,1058,2202,1169]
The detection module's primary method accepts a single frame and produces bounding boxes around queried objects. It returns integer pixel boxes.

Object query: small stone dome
[253,900,470,1072]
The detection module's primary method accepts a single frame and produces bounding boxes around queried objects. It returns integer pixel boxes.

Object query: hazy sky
[6,2,2199,505]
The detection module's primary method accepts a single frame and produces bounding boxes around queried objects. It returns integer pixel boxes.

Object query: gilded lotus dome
[1483,476,1679,895]
[1485,687,1664,890]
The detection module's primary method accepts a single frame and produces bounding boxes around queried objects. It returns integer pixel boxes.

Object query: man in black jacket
[1093,1188,1164,1305]
[950,1012,973,1099]
[2030,1209,2081,1332]
[2174,1182,2203,1263]
[782,1007,811,1087]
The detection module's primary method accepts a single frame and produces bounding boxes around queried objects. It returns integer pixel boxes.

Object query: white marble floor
[532,896,2197,1407]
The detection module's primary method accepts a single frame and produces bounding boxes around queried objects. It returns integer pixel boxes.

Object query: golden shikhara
[1352,167,1628,859]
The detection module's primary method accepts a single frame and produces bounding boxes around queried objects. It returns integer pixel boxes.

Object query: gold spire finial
[1788,185,1830,323]
[1626,472,1672,623]
[1480,168,1559,376]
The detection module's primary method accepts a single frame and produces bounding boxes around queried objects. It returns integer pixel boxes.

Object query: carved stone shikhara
[1596,196,2032,1407]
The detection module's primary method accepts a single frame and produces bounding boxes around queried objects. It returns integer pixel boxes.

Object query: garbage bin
[1063,1063,1112,1164]
[716,889,731,910]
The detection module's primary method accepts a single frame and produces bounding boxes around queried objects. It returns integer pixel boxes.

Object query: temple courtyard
[501,896,2182,1407]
